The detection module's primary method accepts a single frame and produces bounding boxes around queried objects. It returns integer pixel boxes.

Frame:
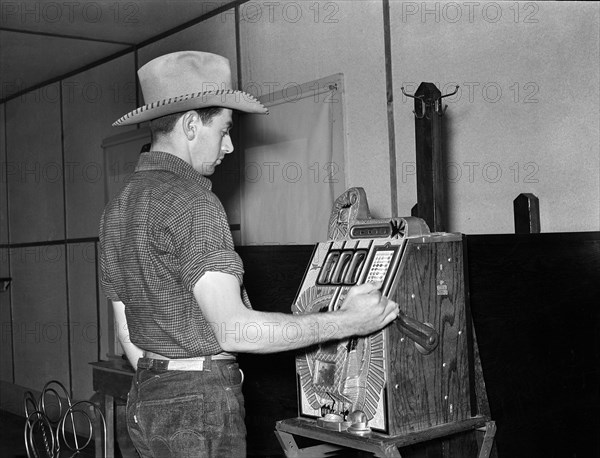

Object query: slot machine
[276,188,494,456]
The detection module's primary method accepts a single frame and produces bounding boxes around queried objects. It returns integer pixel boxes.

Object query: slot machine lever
[395,311,439,354]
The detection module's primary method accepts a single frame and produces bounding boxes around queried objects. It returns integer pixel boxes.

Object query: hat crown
[138,51,233,105]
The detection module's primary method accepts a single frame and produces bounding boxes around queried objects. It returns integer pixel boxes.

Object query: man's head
[111,51,267,175]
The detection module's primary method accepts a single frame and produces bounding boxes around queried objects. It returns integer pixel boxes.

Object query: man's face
[190,108,234,176]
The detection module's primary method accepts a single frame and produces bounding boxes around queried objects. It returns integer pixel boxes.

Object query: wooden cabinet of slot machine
[275,188,495,458]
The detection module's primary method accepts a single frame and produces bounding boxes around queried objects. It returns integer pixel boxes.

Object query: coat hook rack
[401,85,459,118]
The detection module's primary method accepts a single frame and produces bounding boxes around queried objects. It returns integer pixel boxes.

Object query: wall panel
[0,109,9,385]
[239,1,391,218]
[62,55,137,239]
[6,83,64,243]
[0,248,12,385]
[11,245,69,391]
[0,104,7,244]
[67,242,98,400]
[137,10,238,69]
[390,2,600,233]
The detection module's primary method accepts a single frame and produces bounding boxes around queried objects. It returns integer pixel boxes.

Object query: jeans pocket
[134,393,225,457]
[138,393,223,433]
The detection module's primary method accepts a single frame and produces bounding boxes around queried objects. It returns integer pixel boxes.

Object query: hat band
[113,89,263,126]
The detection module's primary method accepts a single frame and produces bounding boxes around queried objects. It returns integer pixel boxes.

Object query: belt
[139,351,236,371]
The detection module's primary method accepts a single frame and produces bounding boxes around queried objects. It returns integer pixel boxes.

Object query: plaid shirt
[99,151,251,358]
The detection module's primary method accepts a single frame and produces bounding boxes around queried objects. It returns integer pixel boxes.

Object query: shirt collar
[135,151,212,191]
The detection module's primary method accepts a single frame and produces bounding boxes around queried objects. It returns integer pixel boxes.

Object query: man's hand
[335,282,399,337]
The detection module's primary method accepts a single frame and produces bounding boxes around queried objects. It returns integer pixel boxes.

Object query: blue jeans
[126,358,246,458]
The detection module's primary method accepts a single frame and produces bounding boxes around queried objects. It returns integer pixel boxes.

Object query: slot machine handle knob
[396,311,439,354]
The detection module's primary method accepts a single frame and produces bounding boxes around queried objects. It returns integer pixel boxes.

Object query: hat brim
[112,89,268,126]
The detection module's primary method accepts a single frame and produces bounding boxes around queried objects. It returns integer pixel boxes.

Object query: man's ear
[181,110,199,140]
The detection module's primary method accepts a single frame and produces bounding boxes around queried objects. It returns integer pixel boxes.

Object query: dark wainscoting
[236,245,315,456]
[466,232,600,458]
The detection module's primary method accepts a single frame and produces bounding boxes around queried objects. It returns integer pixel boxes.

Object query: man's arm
[193,271,399,354]
[111,300,144,369]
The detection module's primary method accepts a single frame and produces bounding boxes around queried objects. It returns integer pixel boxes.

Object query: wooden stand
[275,417,496,457]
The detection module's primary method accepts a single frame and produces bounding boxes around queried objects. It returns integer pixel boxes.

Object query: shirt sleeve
[175,196,245,292]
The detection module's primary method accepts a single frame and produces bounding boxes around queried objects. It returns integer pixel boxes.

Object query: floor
[2,408,362,458]
[0,410,27,458]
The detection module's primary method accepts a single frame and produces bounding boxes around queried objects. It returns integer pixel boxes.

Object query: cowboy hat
[112,51,268,126]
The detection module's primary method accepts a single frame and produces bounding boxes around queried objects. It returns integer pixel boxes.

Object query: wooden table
[90,359,134,458]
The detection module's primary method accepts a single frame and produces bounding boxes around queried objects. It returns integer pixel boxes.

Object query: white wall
[239,1,393,217]
[391,1,599,233]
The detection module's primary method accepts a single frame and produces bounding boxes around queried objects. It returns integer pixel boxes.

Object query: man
[99,51,399,458]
